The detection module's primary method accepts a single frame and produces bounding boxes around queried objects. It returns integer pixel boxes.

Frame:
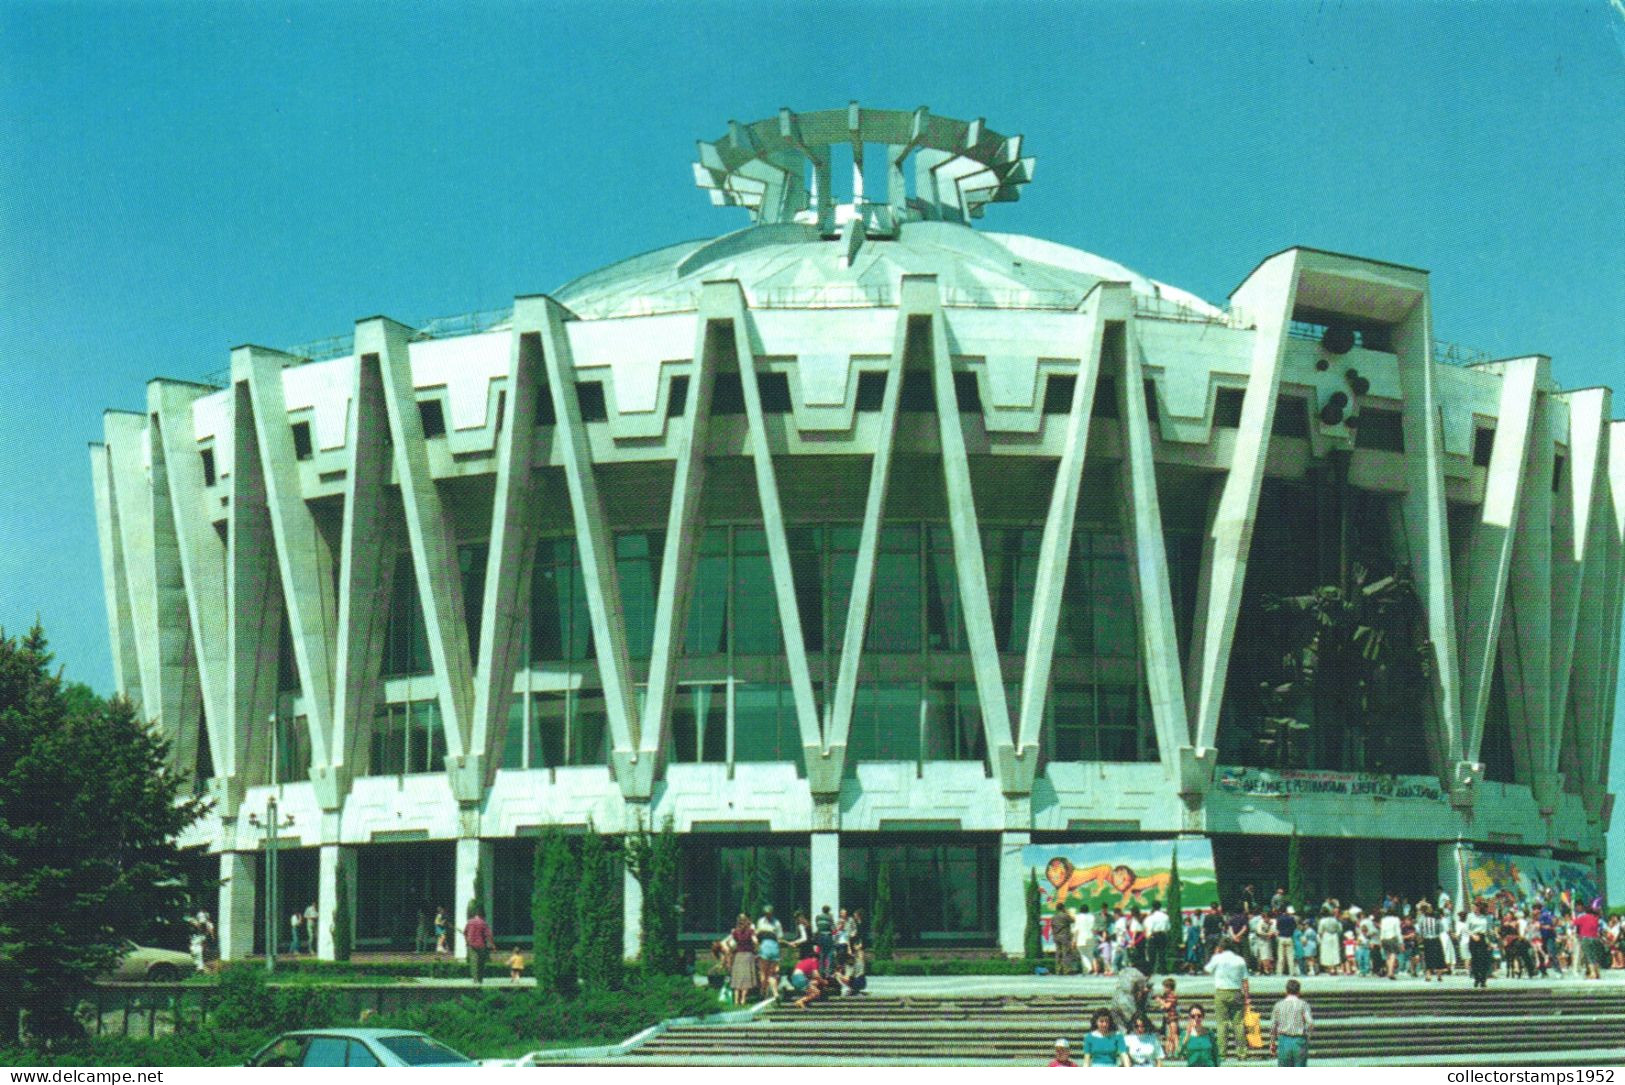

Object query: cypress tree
[872,863,897,961]
[622,813,681,974]
[332,865,353,962]
[1024,869,1043,961]
[739,855,760,922]
[575,828,622,991]
[533,829,579,996]
[1163,849,1182,973]
[1287,831,1307,912]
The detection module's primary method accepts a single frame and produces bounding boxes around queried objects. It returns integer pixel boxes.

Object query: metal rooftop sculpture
[693,103,1035,233]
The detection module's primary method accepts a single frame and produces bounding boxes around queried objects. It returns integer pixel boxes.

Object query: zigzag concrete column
[316,844,356,961]
[454,837,495,961]
[106,410,201,770]
[718,284,825,764]
[329,343,396,800]
[1112,312,1195,789]
[1185,250,1300,781]
[822,290,910,797]
[1565,397,1614,828]
[241,345,339,797]
[1501,384,1555,808]
[227,378,281,807]
[467,303,547,794]
[536,298,643,789]
[811,832,840,918]
[1014,285,1110,772]
[373,320,480,800]
[151,381,230,792]
[911,277,1021,794]
[218,851,257,961]
[1546,389,1608,807]
[1391,282,1464,779]
[634,297,722,796]
[89,441,143,705]
[1453,357,1540,788]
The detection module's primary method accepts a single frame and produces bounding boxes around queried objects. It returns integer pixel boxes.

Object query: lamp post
[248,792,295,974]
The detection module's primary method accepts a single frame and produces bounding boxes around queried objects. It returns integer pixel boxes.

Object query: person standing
[1203,938,1250,1062]
[1316,908,1342,976]
[1275,907,1297,975]
[303,902,318,954]
[730,913,759,1006]
[1074,902,1098,975]
[1417,902,1447,982]
[463,908,494,986]
[1051,903,1076,975]
[755,905,784,992]
[1378,908,1403,979]
[1201,903,1224,964]
[1269,978,1314,1066]
[1146,903,1170,975]
[434,906,450,954]
[1575,905,1604,980]
[813,905,835,973]
[289,910,304,955]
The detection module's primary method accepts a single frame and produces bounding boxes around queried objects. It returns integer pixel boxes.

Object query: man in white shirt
[1204,939,1251,1061]
[1146,904,1170,974]
[1073,906,1098,975]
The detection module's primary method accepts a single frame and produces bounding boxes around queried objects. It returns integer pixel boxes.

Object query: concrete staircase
[590,988,1625,1066]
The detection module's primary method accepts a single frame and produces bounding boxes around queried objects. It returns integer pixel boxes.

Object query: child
[1098,931,1117,976]
[1157,977,1180,1057]
[507,948,525,983]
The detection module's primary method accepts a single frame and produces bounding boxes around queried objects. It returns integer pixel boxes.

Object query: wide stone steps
[580,990,1625,1066]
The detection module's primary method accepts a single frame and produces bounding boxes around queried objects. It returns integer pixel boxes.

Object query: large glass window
[925,526,965,651]
[868,526,921,652]
[531,539,593,663]
[731,528,782,655]
[383,554,432,677]
[616,531,664,660]
[685,527,729,656]
[924,682,989,761]
[733,682,804,770]
[369,699,447,776]
[984,527,1040,652]
[1048,683,1155,762]
[356,842,455,948]
[1056,530,1139,659]
[459,542,488,662]
[849,681,922,762]
[671,683,728,764]
[788,526,824,654]
[839,841,997,946]
[506,688,608,769]
[678,839,811,937]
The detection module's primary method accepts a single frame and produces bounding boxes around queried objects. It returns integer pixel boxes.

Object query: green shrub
[872,863,897,961]
[534,829,579,997]
[332,865,353,963]
[574,829,622,992]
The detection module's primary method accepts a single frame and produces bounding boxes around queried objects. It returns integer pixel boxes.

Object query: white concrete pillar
[455,837,494,959]
[217,851,257,961]
[999,831,1032,957]
[623,865,644,961]
[316,844,357,960]
[811,832,840,918]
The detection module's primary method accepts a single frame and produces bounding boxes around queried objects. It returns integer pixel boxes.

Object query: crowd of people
[1050,882,1616,987]
[710,904,869,1008]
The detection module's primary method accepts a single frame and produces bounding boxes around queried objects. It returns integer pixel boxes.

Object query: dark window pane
[757,371,793,413]
[1473,426,1495,467]
[667,375,690,418]
[1273,395,1309,438]
[291,421,314,460]
[899,371,935,412]
[954,371,982,414]
[788,525,824,654]
[530,692,567,769]
[571,688,609,766]
[1213,387,1245,428]
[501,698,524,769]
[868,526,921,652]
[535,382,557,425]
[855,371,887,411]
[616,531,664,660]
[1143,379,1159,423]
[925,525,964,652]
[1353,407,1405,452]
[200,447,217,486]
[734,683,802,769]
[850,682,921,762]
[1553,455,1565,494]
[576,380,608,422]
[1092,376,1119,418]
[418,399,446,438]
[684,527,730,656]
[1043,374,1075,415]
[732,528,781,655]
[712,373,745,415]
[459,543,488,662]
[384,554,432,676]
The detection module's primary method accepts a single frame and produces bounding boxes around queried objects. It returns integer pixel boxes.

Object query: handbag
[1242,1005,1265,1049]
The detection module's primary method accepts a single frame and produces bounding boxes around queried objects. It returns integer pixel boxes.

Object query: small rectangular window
[199,448,217,486]
[1353,407,1405,452]
[1473,426,1495,467]
[493,390,506,434]
[900,370,935,412]
[576,380,608,422]
[1552,455,1565,494]
[953,371,982,414]
[712,373,745,415]
[1273,395,1310,438]
[666,375,689,418]
[855,371,887,411]
[1213,387,1245,428]
[418,400,446,439]
[291,421,314,460]
[1144,379,1160,423]
[535,382,557,425]
[757,371,793,413]
[1042,374,1075,415]
[1092,376,1119,419]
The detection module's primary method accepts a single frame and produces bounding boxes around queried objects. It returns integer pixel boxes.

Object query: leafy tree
[574,828,622,992]
[623,814,681,974]
[1024,870,1042,961]
[871,863,897,962]
[332,865,352,962]
[0,625,209,1045]
[532,829,578,996]
[1164,849,1183,974]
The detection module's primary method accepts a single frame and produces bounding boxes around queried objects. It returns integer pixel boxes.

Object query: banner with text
[1215,765,1446,803]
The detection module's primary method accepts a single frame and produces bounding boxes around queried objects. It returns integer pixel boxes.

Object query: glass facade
[356,842,456,948]
[370,699,448,776]
[498,689,609,769]
[383,553,432,677]
[840,838,998,946]
[678,838,810,938]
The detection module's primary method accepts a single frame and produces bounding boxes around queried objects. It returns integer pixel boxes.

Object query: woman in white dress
[1317,907,1343,974]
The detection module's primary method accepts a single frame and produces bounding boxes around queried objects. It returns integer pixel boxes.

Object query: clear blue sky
[3,0,1622,872]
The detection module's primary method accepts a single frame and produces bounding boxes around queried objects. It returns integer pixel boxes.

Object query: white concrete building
[90,106,1625,958]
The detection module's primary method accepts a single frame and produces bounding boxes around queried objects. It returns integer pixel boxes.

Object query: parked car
[247,1029,478,1067]
[103,940,193,982]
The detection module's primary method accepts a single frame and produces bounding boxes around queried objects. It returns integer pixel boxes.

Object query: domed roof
[553,219,1224,321]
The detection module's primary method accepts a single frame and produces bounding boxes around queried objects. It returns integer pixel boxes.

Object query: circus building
[90,105,1625,958]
